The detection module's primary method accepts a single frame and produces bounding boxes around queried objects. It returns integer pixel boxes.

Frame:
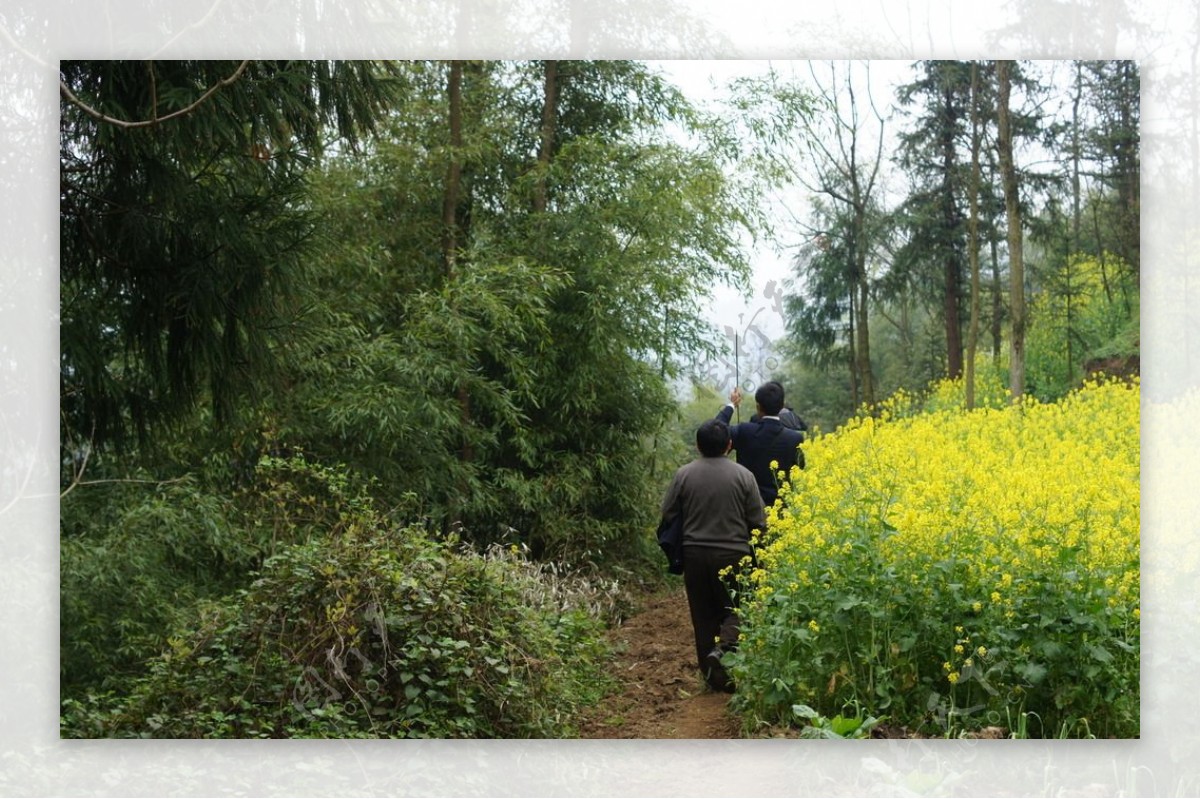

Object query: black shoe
[704,648,734,693]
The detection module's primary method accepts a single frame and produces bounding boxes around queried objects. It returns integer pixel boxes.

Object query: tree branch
[62,476,190,497]
[60,60,251,129]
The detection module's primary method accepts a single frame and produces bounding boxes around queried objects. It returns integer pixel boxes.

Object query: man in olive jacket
[660,419,766,692]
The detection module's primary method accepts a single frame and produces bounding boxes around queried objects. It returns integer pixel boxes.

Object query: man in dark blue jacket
[716,381,805,508]
[749,381,808,438]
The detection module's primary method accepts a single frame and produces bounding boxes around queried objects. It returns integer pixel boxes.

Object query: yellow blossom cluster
[761,377,1138,611]
[736,376,1140,736]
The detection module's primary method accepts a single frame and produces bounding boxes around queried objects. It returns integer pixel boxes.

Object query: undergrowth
[61,456,618,738]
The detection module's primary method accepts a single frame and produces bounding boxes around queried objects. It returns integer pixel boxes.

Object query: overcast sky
[653,59,916,394]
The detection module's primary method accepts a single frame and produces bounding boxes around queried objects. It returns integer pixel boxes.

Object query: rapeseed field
[729,376,1139,738]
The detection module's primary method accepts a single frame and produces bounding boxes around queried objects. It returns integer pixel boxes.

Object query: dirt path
[577,584,741,739]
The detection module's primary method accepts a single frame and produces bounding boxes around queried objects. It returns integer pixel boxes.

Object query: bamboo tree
[443,60,465,280]
[442,59,476,529]
[292,60,764,560]
[533,59,559,214]
[938,74,967,381]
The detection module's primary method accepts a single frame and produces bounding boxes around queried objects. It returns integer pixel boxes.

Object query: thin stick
[734,332,740,423]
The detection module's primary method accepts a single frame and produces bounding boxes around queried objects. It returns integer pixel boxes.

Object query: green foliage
[868,300,958,404]
[61,507,614,738]
[59,60,400,452]
[61,451,621,738]
[792,703,887,739]
[269,250,567,522]
[232,451,386,551]
[784,201,856,372]
[912,358,1011,415]
[264,60,762,566]
[59,450,382,698]
[774,355,855,438]
[1076,61,1140,275]
[59,61,772,734]
[1025,252,1139,400]
[60,477,251,696]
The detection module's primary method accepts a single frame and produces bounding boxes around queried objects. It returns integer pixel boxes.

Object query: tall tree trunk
[941,81,965,380]
[855,258,874,406]
[1067,62,1084,388]
[442,60,472,527]
[965,62,983,409]
[997,60,1026,401]
[943,247,964,379]
[533,60,559,214]
[442,60,464,280]
[990,235,1002,362]
[847,286,860,408]
[1117,60,1140,276]
[1071,61,1083,255]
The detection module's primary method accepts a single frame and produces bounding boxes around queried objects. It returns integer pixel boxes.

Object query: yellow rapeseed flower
[735,377,1139,721]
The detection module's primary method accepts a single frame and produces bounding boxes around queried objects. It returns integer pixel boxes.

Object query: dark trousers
[682,546,748,672]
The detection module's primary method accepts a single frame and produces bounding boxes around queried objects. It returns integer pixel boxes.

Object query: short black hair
[755,381,786,416]
[696,419,730,457]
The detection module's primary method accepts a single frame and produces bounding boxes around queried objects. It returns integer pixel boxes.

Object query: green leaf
[836,595,863,611]
[1016,662,1049,684]
[830,714,862,736]
[1085,643,1113,664]
[792,704,819,721]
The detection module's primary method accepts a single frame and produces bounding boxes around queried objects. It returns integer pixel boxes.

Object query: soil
[574,585,938,740]
[577,584,742,739]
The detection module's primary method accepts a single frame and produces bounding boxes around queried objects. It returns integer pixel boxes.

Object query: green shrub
[60,478,252,696]
[1026,253,1138,401]
[62,516,614,738]
[60,453,380,697]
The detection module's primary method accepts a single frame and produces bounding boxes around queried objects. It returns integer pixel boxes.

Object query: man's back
[660,418,764,693]
[662,456,764,555]
[715,408,804,506]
